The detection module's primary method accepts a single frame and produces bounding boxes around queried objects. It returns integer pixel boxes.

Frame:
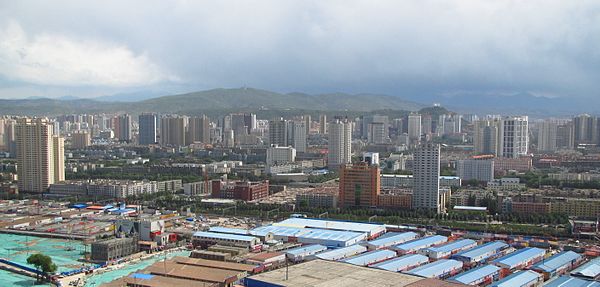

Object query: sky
[0,0,599,103]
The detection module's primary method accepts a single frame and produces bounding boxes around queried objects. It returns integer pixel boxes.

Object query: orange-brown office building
[339,162,380,207]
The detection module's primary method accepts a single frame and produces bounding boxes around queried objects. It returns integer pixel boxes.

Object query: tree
[27,253,57,282]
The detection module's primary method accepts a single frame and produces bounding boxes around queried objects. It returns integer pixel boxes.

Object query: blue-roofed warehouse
[285,244,328,262]
[192,231,261,249]
[571,257,600,280]
[492,247,546,270]
[393,235,448,254]
[371,254,429,272]
[365,232,419,251]
[315,245,367,261]
[448,264,501,286]
[544,275,600,287]
[342,249,397,266]
[489,270,543,287]
[452,241,511,265]
[251,225,367,247]
[274,218,386,239]
[403,259,463,279]
[419,239,477,260]
[531,251,582,280]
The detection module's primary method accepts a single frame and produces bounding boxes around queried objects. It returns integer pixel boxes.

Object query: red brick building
[211,180,269,201]
[339,162,380,208]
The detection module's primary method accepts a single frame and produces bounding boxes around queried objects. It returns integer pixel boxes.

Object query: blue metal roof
[342,249,397,266]
[492,247,545,269]
[404,259,463,278]
[394,235,448,252]
[531,251,581,273]
[315,245,367,261]
[448,264,500,285]
[129,273,154,280]
[453,241,509,261]
[425,239,477,254]
[571,257,600,279]
[209,226,250,235]
[544,275,600,287]
[367,232,418,248]
[251,225,366,243]
[371,254,429,272]
[285,244,327,256]
[490,270,541,287]
[275,218,385,235]
[193,231,258,242]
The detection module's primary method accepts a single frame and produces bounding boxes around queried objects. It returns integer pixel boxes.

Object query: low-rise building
[211,180,269,201]
[91,237,139,262]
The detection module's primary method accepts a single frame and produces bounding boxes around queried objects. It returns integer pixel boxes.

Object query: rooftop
[244,259,424,287]
[571,257,600,279]
[208,226,250,235]
[492,247,545,269]
[544,275,600,287]
[366,232,419,247]
[145,261,242,283]
[453,241,508,260]
[405,259,463,278]
[285,244,328,256]
[394,235,448,252]
[251,225,366,243]
[531,251,581,273]
[275,218,385,235]
[425,239,477,254]
[489,270,541,287]
[173,256,256,272]
[371,254,429,272]
[448,264,500,285]
[343,249,397,266]
[193,231,258,242]
[314,245,367,261]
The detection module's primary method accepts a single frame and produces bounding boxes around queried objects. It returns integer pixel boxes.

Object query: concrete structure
[457,159,494,182]
[408,113,421,142]
[114,114,132,142]
[160,115,187,146]
[413,143,444,213]
[499,116,529,158]
[266,145,296,168]
[291,121,307,153]
[538,120,558,152]
[183,181,210,196]
[16,118,65,193]
[319,114,327,134]
[328,119,352,169]
[474,119,500,155]
[91,236,139,262]
[339,162,380,208]
[138,113,157,145]
[71,131,91,149]
[371,254,429,272]
[268,118,288,147]
[296,192,338,208]
[211,180,269,201]
[188,115,210,144]
[404,259,463,279]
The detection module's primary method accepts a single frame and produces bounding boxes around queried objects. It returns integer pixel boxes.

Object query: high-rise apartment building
[367,122,387,144]
[113,114,132,142]
[498,116,528,158]
[71,131,91,149]
[328,119,352,169]
[412,143,442,213]
[138,113,157,145]
[266,145,296,167]
[291,121,307,153]
[537,120,558,152]
[473,119,499,155]
[16,118,65,193]
[556,121,575,150]
[160,116,187,146]
[187,115,210,144]
[319,115,327,134]
[408,113,422,142]
[573,114,597,146]
[361,115,388,139]
[457,159,494,182]
[339,162,380,207]
[304,115,311,135]
[268,118,288,147]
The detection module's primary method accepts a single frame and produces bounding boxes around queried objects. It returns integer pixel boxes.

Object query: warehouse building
[285,244,328,262]
[274,218,386,239]
[393,235,448,255]
[571,257,600,280]
[448,264,501,286]
[452,241,511,265]
[419,239,477,260]
[251,225,367,247]
[489,270,543,287]
[492,247,546,271]
[544,275,600,287]
[315,244,367,261]
[365,232,419,250]
[530,251,582,280]
[343,249,397,266]
[371,254,429,272]
[404,259,463,279]
[192,231,261,250]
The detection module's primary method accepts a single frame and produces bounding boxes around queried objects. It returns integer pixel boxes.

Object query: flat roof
[453,206,487,211]
[367,232,419,247]
[245,259,423,287]
[275,218,385,235]
[285,244,328,256]
[571,257,600,279]
[145,261,242,283]
[492,247,545,269]
[343,249,397,266]
[173,256,256,272]
[453,241,508,260]
[208,226,250,235]
[448,264,500,285]
[122,274,206,287]
[544,275,600,287]
[489,270,541,287]
[252,225,365,243]
[425,239,476,254]
[394,235,448,252]
[404,259,463,278]
[531,251,581,273]
[315,245,367,261]
[371,254,429,272]
[193,231,258,242]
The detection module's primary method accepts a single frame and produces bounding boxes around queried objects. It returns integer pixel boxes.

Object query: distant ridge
[0,87,424,115]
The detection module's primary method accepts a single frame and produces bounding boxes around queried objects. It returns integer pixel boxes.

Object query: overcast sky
[1,1,599,101]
